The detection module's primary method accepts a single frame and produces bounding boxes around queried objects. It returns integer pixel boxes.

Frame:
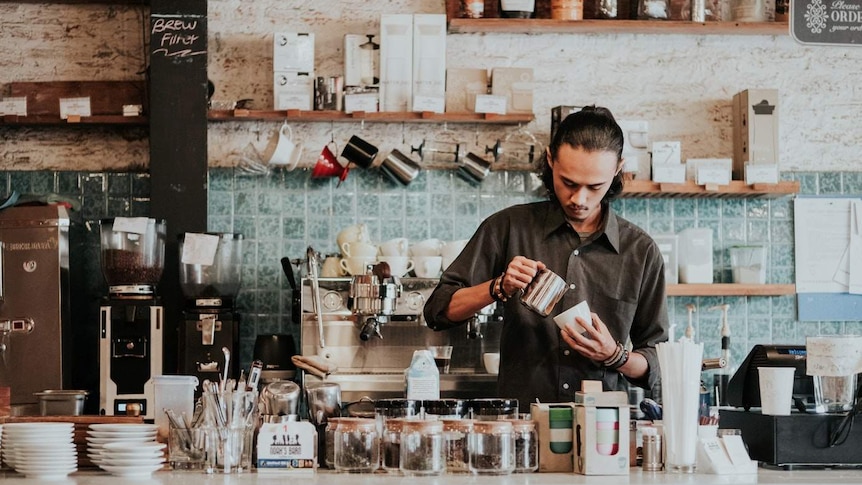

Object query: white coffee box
[379,14,413,112]
[732,89,779,179]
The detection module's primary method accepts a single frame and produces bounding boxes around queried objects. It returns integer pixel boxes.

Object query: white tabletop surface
[1,468,862,485]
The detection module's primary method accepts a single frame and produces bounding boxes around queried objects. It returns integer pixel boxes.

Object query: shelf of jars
[666,283,796,296]
[207,109,535,125]
[446,18,789,35]
[619,180,799,198]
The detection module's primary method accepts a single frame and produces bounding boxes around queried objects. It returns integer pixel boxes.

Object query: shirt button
[569,284,576,290]
[563,383,570,390]
[573,250,580,256]
[563,350,571,356]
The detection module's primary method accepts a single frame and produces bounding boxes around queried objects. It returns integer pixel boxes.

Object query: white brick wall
[2,1,860,172]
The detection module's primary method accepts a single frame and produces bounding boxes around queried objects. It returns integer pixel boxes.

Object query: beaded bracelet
[489,277,502,302]
[603,341,628,369]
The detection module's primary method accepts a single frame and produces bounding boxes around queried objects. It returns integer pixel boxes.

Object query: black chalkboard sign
[150,13,207,60]
[791,0,862,45]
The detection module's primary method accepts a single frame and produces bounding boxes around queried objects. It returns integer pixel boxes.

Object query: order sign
[792,0,862,45]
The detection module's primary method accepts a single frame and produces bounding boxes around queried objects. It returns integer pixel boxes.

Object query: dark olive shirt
[424,200,669,411]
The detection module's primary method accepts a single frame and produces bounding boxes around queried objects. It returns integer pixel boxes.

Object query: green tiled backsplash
[8,169,862,370]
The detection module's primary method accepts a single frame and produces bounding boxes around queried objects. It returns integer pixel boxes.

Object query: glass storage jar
[422,399,467,419]
[509,420,538,473]
[375,399,421,434]
[442,418,474,474]
[324,417,344,469]
[382,418,406,472]
[334,418,379,473]
[468,420,515,475]
[400,420,445,476]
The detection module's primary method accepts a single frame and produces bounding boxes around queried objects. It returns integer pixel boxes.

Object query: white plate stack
[86,423,165,478]
[1,422,77,480]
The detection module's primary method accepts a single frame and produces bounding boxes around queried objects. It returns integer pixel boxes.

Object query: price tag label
[59,97,92,119]
[412,95,445,113]
[474,94,507,115]
[0,97,27,116]
[112,217,150,235]
[180,233,219,266]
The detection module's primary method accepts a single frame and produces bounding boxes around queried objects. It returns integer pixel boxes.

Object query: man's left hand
[560,313,618,362]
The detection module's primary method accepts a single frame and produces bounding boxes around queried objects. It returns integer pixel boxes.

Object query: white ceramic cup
[413,256,443,278]
[376,256,414,277]
[267,122,303,169]
[410,238,443,257]
[378,238,409,257]
[483,353,500,375]
[553,300,592,335]
[758,366,796,416]
[441,239,469,269]
[341,241,378,258]
[340,256,376,276]
[320,256,345,277]
[336,223,371,253]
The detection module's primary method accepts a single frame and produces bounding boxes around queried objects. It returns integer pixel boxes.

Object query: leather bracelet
[607,349,629,370]
[489,277,503,302]
[497,273,511,300]
[603,342,625,368]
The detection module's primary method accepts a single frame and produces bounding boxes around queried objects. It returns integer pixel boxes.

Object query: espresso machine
[177,233,243,390]
[0,205,71,409]
[99,217,165,418]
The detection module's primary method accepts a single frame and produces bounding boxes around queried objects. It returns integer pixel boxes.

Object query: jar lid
[402,419,444,433]
[472,420,514,434]
[334,417,376,431]
[442,418,474,432]
[422,399,466,417]
[468,398,519,416]
[507,419,536,431]
[384,417,409,432]
[375,398,421,416]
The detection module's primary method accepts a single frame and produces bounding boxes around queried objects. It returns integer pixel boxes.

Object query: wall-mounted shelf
[0,115,147,126]
[620,180,799,198]
[446,18,789,36]
[208,109,534,125]
[667,284,796,296]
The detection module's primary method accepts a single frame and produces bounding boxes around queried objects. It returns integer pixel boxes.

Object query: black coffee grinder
[99,217,166,418]
[177,233,243,393]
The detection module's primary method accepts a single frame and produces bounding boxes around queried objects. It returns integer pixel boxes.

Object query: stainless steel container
[520,269,569,317]
[34,389,88,416]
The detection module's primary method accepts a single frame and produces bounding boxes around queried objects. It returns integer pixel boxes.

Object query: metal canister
[642,428,663,471]
[520,269,569,317]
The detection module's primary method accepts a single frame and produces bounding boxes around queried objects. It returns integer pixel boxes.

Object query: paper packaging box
[551,105,580,138]
[652,164,686,184]
[273,33,314,73]
[491,67,534,114]
[412,14,446,104]
[652,234,679,284]
[573,381,630,475]
[745,162,779,184]
[445,68,488,113]
[273,71,314,110]
[685,158,732,182]
[530,402,576,472]
[379,14,413,112]
[732,89,779,179]
[257,420,317,473]
[343,34,365,87]
[619,120,650,177]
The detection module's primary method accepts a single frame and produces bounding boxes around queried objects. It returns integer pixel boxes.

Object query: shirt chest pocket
[587,288,638,339]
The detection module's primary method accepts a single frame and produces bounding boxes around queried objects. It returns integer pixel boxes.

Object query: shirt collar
[542,201,622,254]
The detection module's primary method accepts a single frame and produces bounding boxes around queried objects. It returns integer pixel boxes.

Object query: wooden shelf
[667,283,796,296]
[447,18,789,36]
[207,109,534,125]
[0,115,147,126]
[620,180,799,198]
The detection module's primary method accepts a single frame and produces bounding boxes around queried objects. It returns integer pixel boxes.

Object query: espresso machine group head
[348,263,402,341]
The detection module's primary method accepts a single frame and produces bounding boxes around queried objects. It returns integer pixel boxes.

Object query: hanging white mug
[268,122,303,169]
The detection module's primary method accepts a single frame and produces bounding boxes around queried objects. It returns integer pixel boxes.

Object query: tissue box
[573,382,630,475]
[732,89,779,179]
[530,402,575,472]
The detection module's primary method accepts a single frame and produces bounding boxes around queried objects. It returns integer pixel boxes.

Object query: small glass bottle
[442,418,474,473]
[382,418,406,472]
[334,418,379,473]
[400,420,445,476]
[509,420,538,473]
[468,420,515,475]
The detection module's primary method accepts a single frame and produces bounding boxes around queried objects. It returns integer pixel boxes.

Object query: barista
[423,106,669,410]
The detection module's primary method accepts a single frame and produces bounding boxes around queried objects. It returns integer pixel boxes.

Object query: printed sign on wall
[792,0,862,45]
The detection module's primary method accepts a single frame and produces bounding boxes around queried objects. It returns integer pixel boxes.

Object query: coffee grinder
[99,217,166,418]
[177,233,243,392]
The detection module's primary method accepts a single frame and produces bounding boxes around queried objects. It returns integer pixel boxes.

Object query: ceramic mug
[341,241,377,258]
[409,239,443,257]
[441,239,469,270]
[311,142,347,180]
[336,224,371,254]
[341,135,379,168]
[378,238,409,257]
[340,256,376,276]
[376,256,414,277]
[268,122,303,169]
[413,256,443,278]
[320,256,345,277]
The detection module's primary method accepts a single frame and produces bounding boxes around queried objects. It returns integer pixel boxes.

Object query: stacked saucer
[86,423,162,475]
[98,441,166,479]
[1,422,77,480]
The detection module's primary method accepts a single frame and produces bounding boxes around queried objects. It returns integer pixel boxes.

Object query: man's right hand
[500,256,545,297]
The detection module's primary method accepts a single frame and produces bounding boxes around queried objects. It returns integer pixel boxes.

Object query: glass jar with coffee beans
[468,420,515,475]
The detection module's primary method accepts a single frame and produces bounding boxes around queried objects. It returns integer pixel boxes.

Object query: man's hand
[560,312,618,362]
[500,256,545,297]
